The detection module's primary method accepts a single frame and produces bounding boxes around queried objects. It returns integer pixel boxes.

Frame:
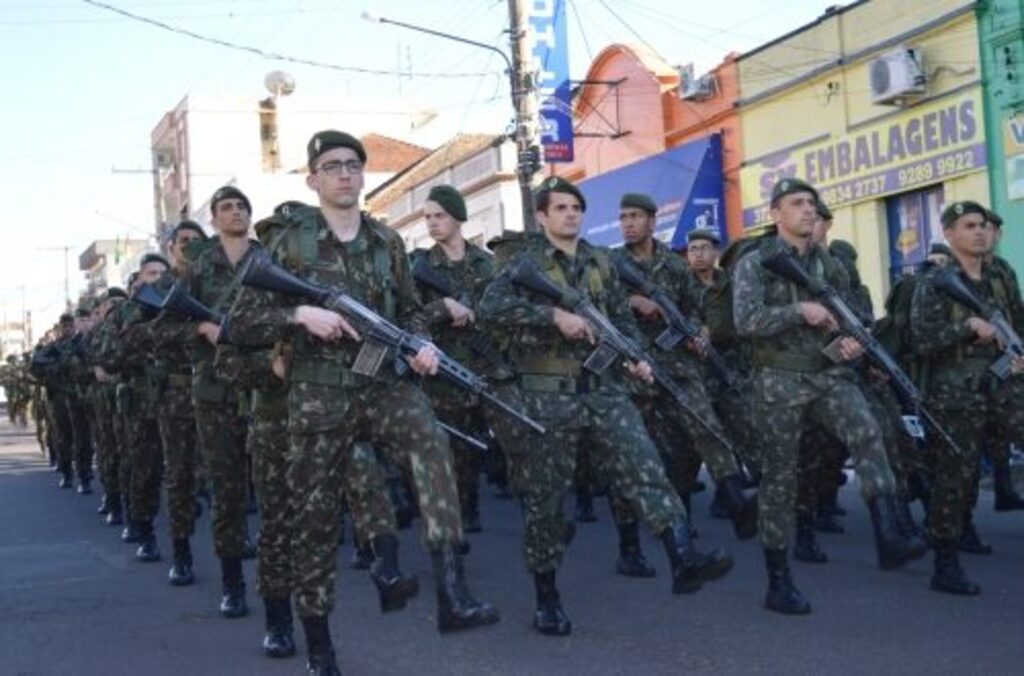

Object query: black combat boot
[992,458,1024,511]
[958,514,993,555]
[121,520,141,543]
[717,474,758,540]
[461,486,482,534]
[867,495,926,570]
[58,472,73,489]
[431,544,500,633]
[930,539,981,595]
[77,477,93,495]
[574,486,597,523]
[135,521,161,562]
[709,485,731,519]
[532,570,571,636]
[105,495,124,527]
[301,615,341,675]
[97,494,111,515]
[369,534,419,613]
[168,538,195,586]
[219,556,248,618]
[614,521,655,578]
[660,518,733,595]
[793,513,827,563]
[261,597,296,658]
[764,548,811,615]
[350,538,374,570]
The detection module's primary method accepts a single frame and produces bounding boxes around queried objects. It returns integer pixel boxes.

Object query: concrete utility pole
[507,0,540,232]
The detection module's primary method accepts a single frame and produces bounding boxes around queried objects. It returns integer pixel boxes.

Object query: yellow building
[737,0,985,309]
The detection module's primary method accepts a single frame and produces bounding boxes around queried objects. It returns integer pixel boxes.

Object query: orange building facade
[550,43,744,243]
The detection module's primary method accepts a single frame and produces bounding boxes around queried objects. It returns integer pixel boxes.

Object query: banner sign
[741,89,986,227]
[529,0,574,162]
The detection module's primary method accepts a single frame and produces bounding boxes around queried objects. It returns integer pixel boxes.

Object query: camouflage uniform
[229,208,463,618]
[477,236,687,573]
[910,259,1024,541]
[732,236,895,551]
[63,333,96,485]
[31,337,75,480]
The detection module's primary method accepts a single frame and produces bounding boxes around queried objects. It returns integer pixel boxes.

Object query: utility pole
[507,0,540,232]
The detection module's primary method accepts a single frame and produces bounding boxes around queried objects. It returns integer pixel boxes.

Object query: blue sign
[529,0,573,162]
[577,134,725,249]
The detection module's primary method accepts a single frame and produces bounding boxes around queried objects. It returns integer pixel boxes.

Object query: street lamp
[363,9,539,231]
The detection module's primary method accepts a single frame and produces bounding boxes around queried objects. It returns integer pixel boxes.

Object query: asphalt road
[0,416,1021,676]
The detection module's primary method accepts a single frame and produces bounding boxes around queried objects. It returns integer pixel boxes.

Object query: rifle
[934,269,1024,381]
[138,282,231,343]
[240,250,544,435]
[760,249,962,456]
[132,283,167,320]
[507,256,733,452]
[437,420,488,451]
[411,256,506,366]
[613,257,740,390]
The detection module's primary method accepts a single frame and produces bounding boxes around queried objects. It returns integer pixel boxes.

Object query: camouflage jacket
[93,298,160,418]
[910,257,1024,402]
[144,270,196,419]
[732,235,855,405]
[477,235,644,393]
[610,239,704,380]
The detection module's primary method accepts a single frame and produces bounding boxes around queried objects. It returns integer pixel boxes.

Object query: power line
[78,0,497,79]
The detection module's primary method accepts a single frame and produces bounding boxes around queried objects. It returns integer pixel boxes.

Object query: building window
[885,185,945,281]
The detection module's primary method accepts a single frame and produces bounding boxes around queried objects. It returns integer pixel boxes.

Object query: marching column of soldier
[14,129,1024,676]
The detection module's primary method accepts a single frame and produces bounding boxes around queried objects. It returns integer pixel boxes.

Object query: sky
[0,0,842,336]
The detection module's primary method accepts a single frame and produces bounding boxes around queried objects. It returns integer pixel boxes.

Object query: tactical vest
[947,268,1013,364]
[750,240,844,373]
[705,233,775,347]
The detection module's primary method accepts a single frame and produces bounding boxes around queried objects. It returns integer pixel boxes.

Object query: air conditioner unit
[869,46,926,105]
[677,63,716,101]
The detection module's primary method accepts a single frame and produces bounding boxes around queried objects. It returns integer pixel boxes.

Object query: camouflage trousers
[158,414,198,540]
[92,387,120,498]
[926,377,1024,541]
[249,410,292,600]
[432,398,485,512]
[754,370,895,550]
[194,403,248,559]
[288,380,461,618]
[707,365,761,479]
[342,442,398,545]
[127,414,163,523]
[510,385,684,573]
[47,392,73,476]
[66,399,95,482]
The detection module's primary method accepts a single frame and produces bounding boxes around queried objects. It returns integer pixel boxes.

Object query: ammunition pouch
[289,358,366,389]
[191,361,235,405]
[751,345,829,373]
[517,357,600,394]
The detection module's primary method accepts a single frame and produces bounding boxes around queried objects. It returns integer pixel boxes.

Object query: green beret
[620,193,657,215]
[816,201,833,221]
[59,313,74,324]
[940,201,987,228]
[828,239,858,262]
[210,185,252,214]
[686,228,721,246]
[140,253,170,269]
[770,177,819,206]
[170,220,206,243]
[74,307,90,318]
[307,129,367,167]
[929,242,952,257]
[427,184,467,222]
[535,176,586,212]
[986,209,1004,228]
[103,287,128,301]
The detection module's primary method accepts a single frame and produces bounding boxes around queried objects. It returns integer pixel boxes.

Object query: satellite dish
[265,71,296,97]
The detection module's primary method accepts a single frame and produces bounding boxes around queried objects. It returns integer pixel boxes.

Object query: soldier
[980,209,1024,513]
[910,201,1024,594]
[89,288,129,525]
[31,314,75,488]
[229,131,498,675]
[63,304,98,495]
[147,221,207,586]
[161,187,257,618]
[732,178,920,615]
[95,256,170,561]
[411,184,516,533]
[478,177,733,637]
[613,193,757,543]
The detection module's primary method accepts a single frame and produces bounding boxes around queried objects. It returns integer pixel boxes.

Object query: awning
[577,134,725,249]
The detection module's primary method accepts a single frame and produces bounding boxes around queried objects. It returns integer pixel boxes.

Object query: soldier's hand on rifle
[271,355,287,380]
[443,298,475,328]
[966,317,998,345]
[94,366,112,383]
[1010,355,1024,375]
[293,305,361,342]
[626,359,654,384]
[836,336,864,361]
[553,308,596,343]
[799,301,839,332]
[629,295,663,322]
[196,321,221,346]
[407,343,440,376]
